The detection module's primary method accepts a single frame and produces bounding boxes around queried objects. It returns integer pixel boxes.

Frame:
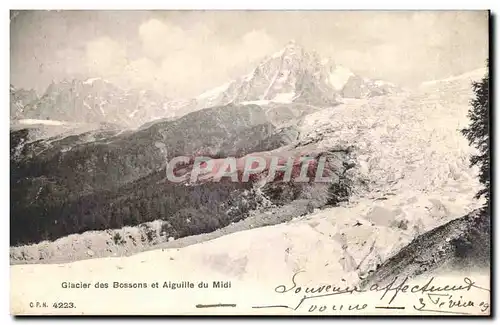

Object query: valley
[10,42,488,294]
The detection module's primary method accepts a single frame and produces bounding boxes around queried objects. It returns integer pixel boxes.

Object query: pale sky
[10,10,489,98]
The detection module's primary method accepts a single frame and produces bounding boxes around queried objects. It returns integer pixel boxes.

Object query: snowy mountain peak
[270,39,302,55]
[194,42,338,109]
[194,42,399,111]
[282,39,305,55]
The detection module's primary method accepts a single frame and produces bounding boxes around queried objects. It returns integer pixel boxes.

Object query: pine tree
[461,60,490,213]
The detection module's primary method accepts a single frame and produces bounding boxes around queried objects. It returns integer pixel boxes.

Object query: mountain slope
[10,68,485,271]
[11,41,400,127]
[360,208,490,289]
[11,102,313,245]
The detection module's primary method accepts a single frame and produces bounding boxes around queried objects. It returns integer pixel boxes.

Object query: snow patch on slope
[271,92,296,103]
[239,92,296,106]
[128,109,139,118]
[82,77,107,85]
[328,65,354,90]
[240,100,271,106]
[197,82,231,100]
[17,119,66,126]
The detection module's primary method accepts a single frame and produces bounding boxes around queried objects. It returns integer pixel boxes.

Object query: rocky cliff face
[198,41,340,107]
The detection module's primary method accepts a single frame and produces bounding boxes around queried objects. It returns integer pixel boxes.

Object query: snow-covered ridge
[196,82,231,100]
[15,119,66,126]
[420,68,487,86]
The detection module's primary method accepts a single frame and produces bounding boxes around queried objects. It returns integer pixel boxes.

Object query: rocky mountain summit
[194,40,399,111]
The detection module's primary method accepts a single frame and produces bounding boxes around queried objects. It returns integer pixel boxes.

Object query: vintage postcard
[10,10,491,316]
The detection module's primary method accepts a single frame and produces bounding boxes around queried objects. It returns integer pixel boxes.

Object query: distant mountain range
[10,41,400,127]
[10,78,173,127]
